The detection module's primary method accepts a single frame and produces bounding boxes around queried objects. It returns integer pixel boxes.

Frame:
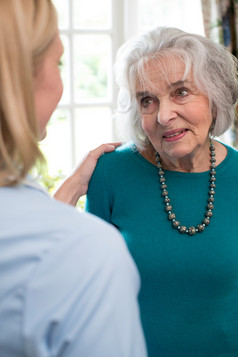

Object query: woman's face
[136,57,213,166]
[33,33,64,140]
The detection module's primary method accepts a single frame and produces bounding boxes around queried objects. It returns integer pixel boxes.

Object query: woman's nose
[157,99,177,126]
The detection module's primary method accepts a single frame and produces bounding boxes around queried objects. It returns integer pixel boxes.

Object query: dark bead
[210,183,216,189]
[179,226,187,233]
[161,184,167,189]
[168,213,176,220]
[197,224,205,232]
[205,210,213,218]
[210,177,216,182]
[210,151,216,157]
[162,190,168,197]
[160,177,166,183]
[209,190,215,196]
[203,218,210,226]
[159,170,165,176]
[208,197,215,203]
[210,169,216,174]
[188,226,196,235]
[155,154,161,163]
[164,197,170,203]
[211,157,216,163]
[210,164,216,169]
[173,220,180,228]
[165,205,173,212]
[207,203,214,210]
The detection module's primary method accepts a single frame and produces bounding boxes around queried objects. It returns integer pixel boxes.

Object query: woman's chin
[163,144,195,161]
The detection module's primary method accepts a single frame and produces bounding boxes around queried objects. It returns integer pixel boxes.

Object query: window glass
[40,109,72,175]
[52,0,69,29]
[74,107,113,162]
[73,0,111,29]
[73,35,111,102]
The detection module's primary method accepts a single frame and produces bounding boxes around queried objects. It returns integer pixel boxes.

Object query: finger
[95,142,122,152]
[104,144,119,152]
[90,142,122,157]
[105,142,122,147]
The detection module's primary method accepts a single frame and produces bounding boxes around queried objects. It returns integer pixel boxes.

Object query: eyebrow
[136,79,191,98]
[136,91,155,98]
[170,80,187,87]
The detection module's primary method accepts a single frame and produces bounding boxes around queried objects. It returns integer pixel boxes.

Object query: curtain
[201,0,238,146]
[201,0,238,55]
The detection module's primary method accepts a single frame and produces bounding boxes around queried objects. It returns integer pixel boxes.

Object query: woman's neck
[139,139,227,173]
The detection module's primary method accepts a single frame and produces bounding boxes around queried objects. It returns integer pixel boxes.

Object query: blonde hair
[0,0,58,186]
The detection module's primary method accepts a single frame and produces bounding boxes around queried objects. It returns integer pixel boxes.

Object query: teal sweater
[85,142,238,357]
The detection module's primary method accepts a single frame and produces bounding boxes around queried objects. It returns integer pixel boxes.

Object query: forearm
[53,174,87,206]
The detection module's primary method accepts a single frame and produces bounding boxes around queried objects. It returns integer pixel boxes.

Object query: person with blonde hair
[0,1,147,356]
[85,27,238,356]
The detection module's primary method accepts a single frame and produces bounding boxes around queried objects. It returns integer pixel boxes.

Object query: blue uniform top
[0,176,147,357]
[86,142,238,357]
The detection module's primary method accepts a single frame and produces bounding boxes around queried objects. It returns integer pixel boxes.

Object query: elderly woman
[85,27,238,356]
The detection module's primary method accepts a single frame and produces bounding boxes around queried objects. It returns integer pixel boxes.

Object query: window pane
[73,0,111,29]
[138,0,204,35]
[74,107,113,162]
[52,0,69,29]
[40,109,72,175]
[59,35,70,105]
[74,35,111,102]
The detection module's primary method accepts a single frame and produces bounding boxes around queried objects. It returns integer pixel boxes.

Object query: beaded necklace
[155,140,216,236]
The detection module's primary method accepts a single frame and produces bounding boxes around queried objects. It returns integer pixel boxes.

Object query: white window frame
[54,0,134,171]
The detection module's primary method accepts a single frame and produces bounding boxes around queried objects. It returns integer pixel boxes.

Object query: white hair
[114,27,238,149]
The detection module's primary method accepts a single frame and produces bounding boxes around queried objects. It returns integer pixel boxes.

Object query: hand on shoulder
[53,142,121,206]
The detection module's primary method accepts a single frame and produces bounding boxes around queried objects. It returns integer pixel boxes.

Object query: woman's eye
[140,97,158,114]
[175,88,188,97]
[58,59,63,69]
[141,97,155,107]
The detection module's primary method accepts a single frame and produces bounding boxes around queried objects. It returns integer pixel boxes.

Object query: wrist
[54,175,87,206]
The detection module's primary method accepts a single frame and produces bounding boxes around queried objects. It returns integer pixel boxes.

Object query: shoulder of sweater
[225,143,238,155]
[223,143,238,164]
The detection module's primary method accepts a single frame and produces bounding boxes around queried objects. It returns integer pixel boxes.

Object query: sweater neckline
[131,141,233,177]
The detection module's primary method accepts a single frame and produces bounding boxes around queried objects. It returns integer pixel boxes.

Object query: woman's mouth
[163,129,188,142]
